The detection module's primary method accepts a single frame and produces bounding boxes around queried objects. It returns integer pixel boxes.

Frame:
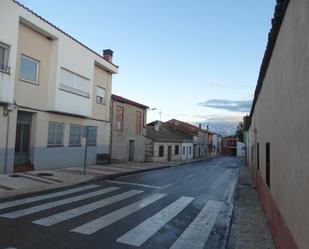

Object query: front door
[167,146,172,161]
[129,140,135,161]
[14,111,32,167]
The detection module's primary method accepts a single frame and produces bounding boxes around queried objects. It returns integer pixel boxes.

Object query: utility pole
[83,126,89,174]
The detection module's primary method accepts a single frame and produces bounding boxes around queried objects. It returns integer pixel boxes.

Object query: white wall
[237,142,245,157]
[0,0,118,117]
[181,143,193,160]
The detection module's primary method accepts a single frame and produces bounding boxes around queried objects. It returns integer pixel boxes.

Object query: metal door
[167,146,172,161]
[15,111,32,166]
[129,140,135,161]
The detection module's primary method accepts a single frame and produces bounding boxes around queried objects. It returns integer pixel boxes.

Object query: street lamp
[148,107,162,121]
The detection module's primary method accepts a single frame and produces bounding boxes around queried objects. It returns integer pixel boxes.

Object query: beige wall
[148,142,182,163]
[248,1,309,249]
[92,65,112,121]
[0,106,17,173]
[15,23,52,109]
[111,100,147,162]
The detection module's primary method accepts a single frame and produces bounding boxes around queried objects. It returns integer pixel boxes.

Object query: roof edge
[112,94,149,109]
[13,0,119,69]
[248,0,290,127]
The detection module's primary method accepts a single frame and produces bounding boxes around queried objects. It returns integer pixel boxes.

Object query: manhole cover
[37,173,54,176]
[9,174,21,177]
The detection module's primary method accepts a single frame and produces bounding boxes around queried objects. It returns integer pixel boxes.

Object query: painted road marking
[169,200,222,249]
[0,185,99,210]
[0,187,119,218]
[116,196,193,247]
[33,189,143,226]
[105,180,161,189]
[71,193,166,235]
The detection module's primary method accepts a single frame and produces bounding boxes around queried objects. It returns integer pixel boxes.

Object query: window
[257,143,260,170]
[86,126,97,146]
[159,145,164,157]
[183,146,185,155]
[19,55,39,84]
[189,146,192,154]
[96,86,106,104]
[175,145,179,155]
[59,68,90,98]
[135,111,142,134]
[266,142,270,188]
[0,42,10,73]
[69,124,82,146]
[47,122,64,146]
[116,106,124,130]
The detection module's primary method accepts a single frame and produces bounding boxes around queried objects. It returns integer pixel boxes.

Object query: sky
[19,0,276,133]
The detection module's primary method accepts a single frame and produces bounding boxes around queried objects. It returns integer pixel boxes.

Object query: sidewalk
[0,158,204,199]
[227,162,276,249]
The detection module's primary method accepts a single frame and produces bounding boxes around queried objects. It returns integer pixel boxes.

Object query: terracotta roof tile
[112,94,149,109]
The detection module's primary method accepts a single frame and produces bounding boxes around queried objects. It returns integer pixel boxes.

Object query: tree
[235,121,244,142]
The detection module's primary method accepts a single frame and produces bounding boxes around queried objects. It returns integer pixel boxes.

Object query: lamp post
[148,107,162,121]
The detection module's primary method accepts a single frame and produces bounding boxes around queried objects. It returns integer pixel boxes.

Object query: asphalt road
[0,156,241,249]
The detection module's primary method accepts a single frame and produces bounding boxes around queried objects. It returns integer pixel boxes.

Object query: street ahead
[0,157,241,249]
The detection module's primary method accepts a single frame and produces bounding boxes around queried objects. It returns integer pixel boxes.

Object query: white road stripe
[71,193,166,235]
[169,200,222,249]
[0,187,119,218]
[116,196,193,247]
[33,189,143,226]
[0,185,99,210]
[105,180,161,189]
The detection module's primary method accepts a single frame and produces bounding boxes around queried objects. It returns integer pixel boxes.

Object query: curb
[0,158,216,201]
[81,158,206,184]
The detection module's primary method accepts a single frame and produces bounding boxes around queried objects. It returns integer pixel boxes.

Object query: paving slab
[227,162,276,249]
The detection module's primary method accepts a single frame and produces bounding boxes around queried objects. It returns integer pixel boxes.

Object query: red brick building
[221,136,237,155]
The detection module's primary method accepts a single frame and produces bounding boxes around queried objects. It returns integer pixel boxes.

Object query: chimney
[199,124,202,129]
[103,49,113,62]
[154,122,160,132]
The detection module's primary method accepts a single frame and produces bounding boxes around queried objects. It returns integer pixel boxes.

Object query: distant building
[167,119,209,159]
[221,136,237,156]
[236,142,245,157]
[145,121,193,162]
[110,95,148,162]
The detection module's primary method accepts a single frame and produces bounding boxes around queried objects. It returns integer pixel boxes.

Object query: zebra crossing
[0,182,226,249]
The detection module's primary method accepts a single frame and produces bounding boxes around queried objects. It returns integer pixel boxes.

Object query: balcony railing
[0,64,10,73]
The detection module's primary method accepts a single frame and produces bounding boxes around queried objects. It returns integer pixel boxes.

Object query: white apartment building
[0,0,118,173]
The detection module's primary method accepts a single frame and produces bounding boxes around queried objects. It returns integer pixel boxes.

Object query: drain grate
[37,173,54,176]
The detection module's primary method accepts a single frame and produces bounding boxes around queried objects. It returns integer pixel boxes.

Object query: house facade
[167,119,209,159]
[221,136,237,156]
[110,94,148,162]
[0,0,118,173]
[245,1,308,249]
[145,121,193,162]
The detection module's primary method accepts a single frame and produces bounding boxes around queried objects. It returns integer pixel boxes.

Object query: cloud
[192,114,244,136]
[199,99,252,112]
[193,114,242,124]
